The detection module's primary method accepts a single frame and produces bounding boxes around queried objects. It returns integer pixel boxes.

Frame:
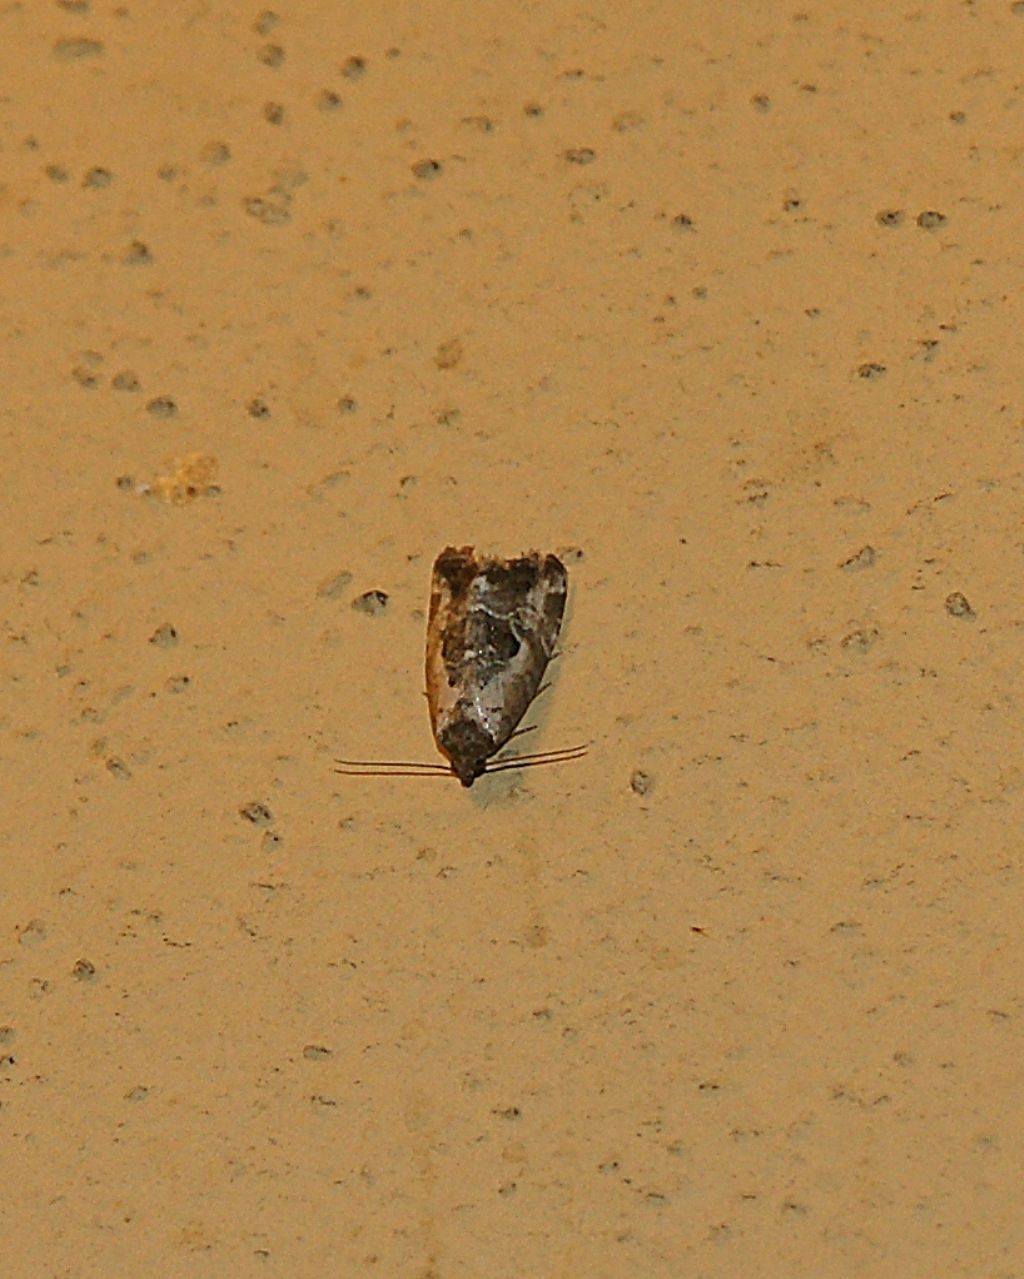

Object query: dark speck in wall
[146,395,178,418]
[411,158,443,180]
[352,590,389,616]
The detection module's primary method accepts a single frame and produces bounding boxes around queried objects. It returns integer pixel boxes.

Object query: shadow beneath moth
[336,545,587,787]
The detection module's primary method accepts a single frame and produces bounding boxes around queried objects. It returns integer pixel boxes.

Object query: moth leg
[506,724,538,742]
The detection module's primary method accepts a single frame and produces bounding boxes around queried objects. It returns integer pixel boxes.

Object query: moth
[336,545,586,787]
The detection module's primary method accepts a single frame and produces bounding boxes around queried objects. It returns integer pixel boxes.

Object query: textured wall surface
[4,2,1024,1275]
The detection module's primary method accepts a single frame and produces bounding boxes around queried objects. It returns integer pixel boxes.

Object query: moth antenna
[506,724,538,742]
[335,765,456,779]
[492,742,588,764]
[486,742,589,772]
[485,749,587,776]
[335,756,450,774]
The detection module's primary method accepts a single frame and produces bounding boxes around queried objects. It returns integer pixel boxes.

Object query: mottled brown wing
[424,548,568,782]
[424,545,478,739]
[464,552,567,750]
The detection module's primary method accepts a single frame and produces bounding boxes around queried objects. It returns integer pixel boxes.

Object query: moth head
[437,720,494,788]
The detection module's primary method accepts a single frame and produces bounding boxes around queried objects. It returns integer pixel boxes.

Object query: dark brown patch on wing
[430,547,478,687]
[440,612,472,676]
[480,556,541,610]
[433,546,477,600]
[460,606,520,684]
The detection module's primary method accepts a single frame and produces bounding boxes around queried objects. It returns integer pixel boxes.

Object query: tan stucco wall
[4,2,1024,1274]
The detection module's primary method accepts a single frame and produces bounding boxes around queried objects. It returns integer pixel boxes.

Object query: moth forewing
[336,545,580,788]
[424,547,568,785]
